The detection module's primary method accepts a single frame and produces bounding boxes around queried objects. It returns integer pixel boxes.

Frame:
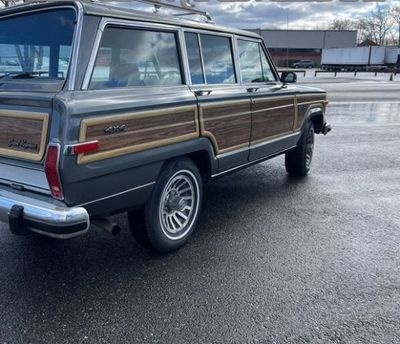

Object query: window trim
[182,28,238,86]
[82,18,186,90]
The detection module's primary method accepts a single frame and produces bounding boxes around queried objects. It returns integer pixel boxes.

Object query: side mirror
[280,71,297,84]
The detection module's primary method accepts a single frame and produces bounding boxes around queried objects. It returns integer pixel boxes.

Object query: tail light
[44,144,64,200]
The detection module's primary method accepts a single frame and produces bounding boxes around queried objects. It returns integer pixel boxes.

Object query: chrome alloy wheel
[159,170,200,240]
[305,128,314,169]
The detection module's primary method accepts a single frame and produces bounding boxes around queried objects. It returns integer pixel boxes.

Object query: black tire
[285,121,315,177]
[129,158,203,253]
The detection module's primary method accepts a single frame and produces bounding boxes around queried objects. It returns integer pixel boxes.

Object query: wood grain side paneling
[199,100,251,154]
[0,110,49,161]
[296,94,327,129]
[78,105,198,164]
[250,97,295,144]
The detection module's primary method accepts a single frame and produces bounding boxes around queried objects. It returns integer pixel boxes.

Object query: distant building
[249,29,358,67]
[358,39,378,47]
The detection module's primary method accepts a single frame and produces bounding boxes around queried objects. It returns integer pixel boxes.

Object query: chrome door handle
[246,87,259,93]
[194,90,212,97]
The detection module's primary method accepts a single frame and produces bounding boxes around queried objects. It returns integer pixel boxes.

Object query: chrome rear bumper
[0,188,90,239]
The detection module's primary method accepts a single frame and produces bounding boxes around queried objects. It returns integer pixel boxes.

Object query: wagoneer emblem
[104,124,127,134]
[7,139,38,151]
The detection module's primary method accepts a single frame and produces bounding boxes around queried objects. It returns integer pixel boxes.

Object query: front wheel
[129,158,202,253]
[285,121,315,177]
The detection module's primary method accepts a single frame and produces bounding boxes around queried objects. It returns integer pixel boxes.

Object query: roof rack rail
[90,0,214,23]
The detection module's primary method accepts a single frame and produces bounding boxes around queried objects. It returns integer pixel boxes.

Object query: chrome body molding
[250,132,300,150]
[77,181,156,207]
[213,132,301,177]
[0,188,90,239]
[212,145,298,178]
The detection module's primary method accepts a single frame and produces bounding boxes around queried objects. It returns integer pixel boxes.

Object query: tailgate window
[0,8,75,88]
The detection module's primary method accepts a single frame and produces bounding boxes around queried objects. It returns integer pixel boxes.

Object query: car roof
[0,0,261,40]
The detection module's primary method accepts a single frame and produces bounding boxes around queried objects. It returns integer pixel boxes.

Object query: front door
[236,38,298,161]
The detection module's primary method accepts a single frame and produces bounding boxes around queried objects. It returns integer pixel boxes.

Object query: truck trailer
[321,46,399,71]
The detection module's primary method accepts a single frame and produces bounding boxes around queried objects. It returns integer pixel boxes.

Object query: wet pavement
[0,81,400,343]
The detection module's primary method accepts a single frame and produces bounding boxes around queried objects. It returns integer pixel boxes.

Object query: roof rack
[91,0,214,23]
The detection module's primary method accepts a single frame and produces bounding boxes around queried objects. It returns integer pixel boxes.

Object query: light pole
[286,8,289,68]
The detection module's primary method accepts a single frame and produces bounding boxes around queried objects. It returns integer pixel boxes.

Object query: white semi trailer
[321,46,399,71]
[385,47,400,65]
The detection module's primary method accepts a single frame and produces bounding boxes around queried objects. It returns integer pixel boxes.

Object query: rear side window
[238,40,276,83]
[89,27,183,89]
[199,34,235,84]
[184,32,204,84]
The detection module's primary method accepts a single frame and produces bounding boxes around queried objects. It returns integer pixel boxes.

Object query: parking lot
[1,77,400,343]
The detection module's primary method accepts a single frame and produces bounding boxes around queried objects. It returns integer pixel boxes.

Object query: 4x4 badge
[104,124,127,134]
[7,139,38,151]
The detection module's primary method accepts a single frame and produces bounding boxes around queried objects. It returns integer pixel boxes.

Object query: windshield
[0,8,76,85]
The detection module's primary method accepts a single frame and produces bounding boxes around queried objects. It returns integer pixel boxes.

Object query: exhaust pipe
[92,218,121,236]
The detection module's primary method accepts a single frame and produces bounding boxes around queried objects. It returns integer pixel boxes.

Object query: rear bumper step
[0,189,90,239]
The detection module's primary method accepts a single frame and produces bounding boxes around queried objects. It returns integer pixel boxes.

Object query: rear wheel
[128,158,202,253]
[285,121,314,177]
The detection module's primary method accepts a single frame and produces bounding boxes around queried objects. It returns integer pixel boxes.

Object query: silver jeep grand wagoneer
[0,0,330,252]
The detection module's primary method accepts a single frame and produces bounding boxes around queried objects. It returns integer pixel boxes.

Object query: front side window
[260,47,276,82]
[238,40,263,83]
[199,34,235,84]
[238,40,276,83]
[89,27,183,89]
[0,8,76,86]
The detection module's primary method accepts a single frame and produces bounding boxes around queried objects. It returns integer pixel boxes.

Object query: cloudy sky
[191,0,398,30]
[109,0,399,30]
[0,0,398,30]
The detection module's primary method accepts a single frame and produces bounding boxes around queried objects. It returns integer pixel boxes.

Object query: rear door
[184,31,251,172]
[61,21,199,206]
[236,38,298,161]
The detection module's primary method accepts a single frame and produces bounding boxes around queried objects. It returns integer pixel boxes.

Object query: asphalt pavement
[1,78,400,344]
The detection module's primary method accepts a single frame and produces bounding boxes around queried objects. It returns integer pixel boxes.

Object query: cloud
[190,0,394,29]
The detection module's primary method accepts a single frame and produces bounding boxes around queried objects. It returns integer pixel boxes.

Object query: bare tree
[330,19,356,31]
[330,4,396,45]
[391,6,400,45]
[359,5,393,45]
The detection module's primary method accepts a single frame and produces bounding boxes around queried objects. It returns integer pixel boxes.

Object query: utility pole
[286,8,289,68]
